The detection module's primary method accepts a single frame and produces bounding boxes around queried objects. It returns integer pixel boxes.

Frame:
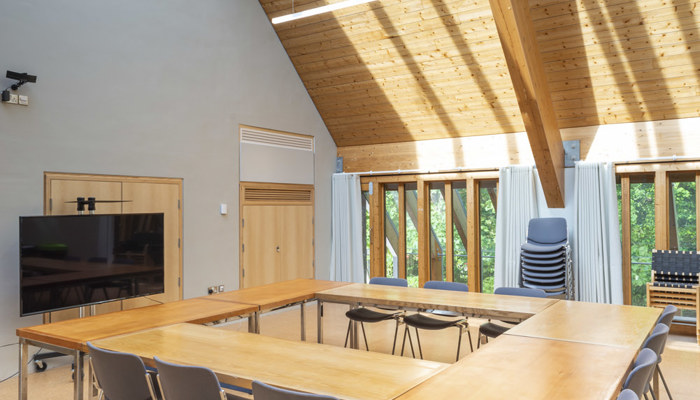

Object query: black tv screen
[20,213,165,316]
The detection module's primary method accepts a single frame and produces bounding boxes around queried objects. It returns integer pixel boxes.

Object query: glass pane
[479,181,497,293]
[405,183,419,287]
[429,183,447,281]
[668,173,697,320]
[629,176,655,306]
[452,181,468,284]
[384,186,399,278]
[362,191,370,283]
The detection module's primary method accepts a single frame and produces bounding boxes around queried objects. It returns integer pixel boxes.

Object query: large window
[479,181,498,294]
[362,172,498,291]
[617,164,699,324]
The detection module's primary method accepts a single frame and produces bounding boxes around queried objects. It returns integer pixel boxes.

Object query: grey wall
[0,0,336,377]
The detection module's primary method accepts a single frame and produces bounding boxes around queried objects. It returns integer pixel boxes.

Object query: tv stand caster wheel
[34,360,47,372]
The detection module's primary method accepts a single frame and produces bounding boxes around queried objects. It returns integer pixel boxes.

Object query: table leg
[248,311,260,334]
[300,301,306,341]
[73,350,84,400]
[350,303,359,350]
[19,338,28,400]
[317,300,323,344]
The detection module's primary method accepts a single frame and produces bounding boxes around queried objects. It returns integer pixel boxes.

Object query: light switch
[220,203,228,215]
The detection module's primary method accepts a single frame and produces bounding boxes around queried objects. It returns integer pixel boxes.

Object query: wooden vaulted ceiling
[259,0,700,147]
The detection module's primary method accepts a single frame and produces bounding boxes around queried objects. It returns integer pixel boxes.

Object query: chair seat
[521,242,566,254]
[478,322,510,338]
[403,313,463,330]
[345,307,400,323]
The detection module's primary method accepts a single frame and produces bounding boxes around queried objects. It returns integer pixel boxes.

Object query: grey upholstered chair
[344,277,407,353]
[252,380,338,400]
[400,280,472,361]
[642,323,672,400]
[617,389,639,400]
[154,356,246,400]
[622,348,658,400]
[86,341,158,400]
[477,287,547,348]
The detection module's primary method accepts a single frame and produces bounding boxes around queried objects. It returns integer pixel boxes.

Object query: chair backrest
[527,217,567,246]
[369,277,408,287]
[424,280,468,292]
[622,348,657,398]
[154,356,226,400]
[617,389,639,400]
[494,287,547,298]
[86,342,156,400]
[657,304,678,327]
[643,323,670,358]
[252,380,338,400]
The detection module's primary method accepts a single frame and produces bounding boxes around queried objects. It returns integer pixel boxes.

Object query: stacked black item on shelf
[518,217,574,299]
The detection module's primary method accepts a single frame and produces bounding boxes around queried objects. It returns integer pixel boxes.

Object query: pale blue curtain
[574,162,623,304]
[329,173,365,283]
[494,166,539,288]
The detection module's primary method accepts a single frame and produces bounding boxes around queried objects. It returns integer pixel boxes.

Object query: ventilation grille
[241,128,314,152]
[244,187,313,203]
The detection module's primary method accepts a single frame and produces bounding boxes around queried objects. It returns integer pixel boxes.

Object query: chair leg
[391,318,400,355]
[466,327,474,352]
[658,365,673,400]
[456,325,463,362]
[414,328,423,360]
[649,387,657,400]
[360,322,369,351]
[477,331,482,349]
[344,320,352,348]
[401,325,416,358]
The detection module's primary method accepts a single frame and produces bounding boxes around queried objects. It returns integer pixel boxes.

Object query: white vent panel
[241,128,314,152]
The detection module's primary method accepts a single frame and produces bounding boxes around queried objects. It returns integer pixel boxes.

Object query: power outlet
[8,94,19,104]
[218,284,225,293]
[207,286,219,295]
[18,95,28,106]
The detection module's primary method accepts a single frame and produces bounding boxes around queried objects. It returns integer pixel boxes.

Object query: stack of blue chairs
[518,218,574,299]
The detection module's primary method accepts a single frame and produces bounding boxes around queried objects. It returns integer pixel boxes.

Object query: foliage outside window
[480,181,497,294]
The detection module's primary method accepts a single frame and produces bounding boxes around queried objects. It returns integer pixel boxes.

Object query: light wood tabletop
[397,334,639,400]
[315,283,558,321]
[93,323,448,400]
[16,298,257,352]
[505,300,662,347]
[203,279,351,309]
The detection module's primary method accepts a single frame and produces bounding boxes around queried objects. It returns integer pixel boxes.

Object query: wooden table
[203,279,350,338]
[315,283,558,346]
[16,298,257,400]
[93,323,448,400]
[505,300,662,348]
[396,334,641,400]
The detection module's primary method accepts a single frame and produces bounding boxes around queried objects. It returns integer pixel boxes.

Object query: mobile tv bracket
[65,197,132,214]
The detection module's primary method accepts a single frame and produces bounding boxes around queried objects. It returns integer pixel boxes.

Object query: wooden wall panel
[338,117,700,173]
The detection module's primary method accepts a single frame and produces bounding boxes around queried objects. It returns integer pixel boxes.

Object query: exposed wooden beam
[488,0,565,208]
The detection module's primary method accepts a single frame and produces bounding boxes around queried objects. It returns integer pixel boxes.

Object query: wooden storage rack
[646,250,700,344]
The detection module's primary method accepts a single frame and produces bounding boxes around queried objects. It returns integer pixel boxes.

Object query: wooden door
[240,182,315,288]
[44,173,183,321]
[279,205,314,281]
[122,182,182,307]
[241,205,281,288]
[45,179,124,320]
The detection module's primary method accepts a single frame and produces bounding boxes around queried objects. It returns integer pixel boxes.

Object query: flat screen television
[20,213,165,316]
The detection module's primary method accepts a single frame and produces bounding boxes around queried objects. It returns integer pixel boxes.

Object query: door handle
[276,246,280,252]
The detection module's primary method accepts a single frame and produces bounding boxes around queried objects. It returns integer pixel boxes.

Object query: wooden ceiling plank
[488,0,565,207]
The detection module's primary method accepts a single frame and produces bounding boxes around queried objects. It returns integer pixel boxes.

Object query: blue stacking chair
[154,356,246,400]
[399,281,472,361]
[344,277,407,352]
[477,287,547,348]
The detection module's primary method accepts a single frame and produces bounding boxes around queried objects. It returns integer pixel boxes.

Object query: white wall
[0,0,336,377]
